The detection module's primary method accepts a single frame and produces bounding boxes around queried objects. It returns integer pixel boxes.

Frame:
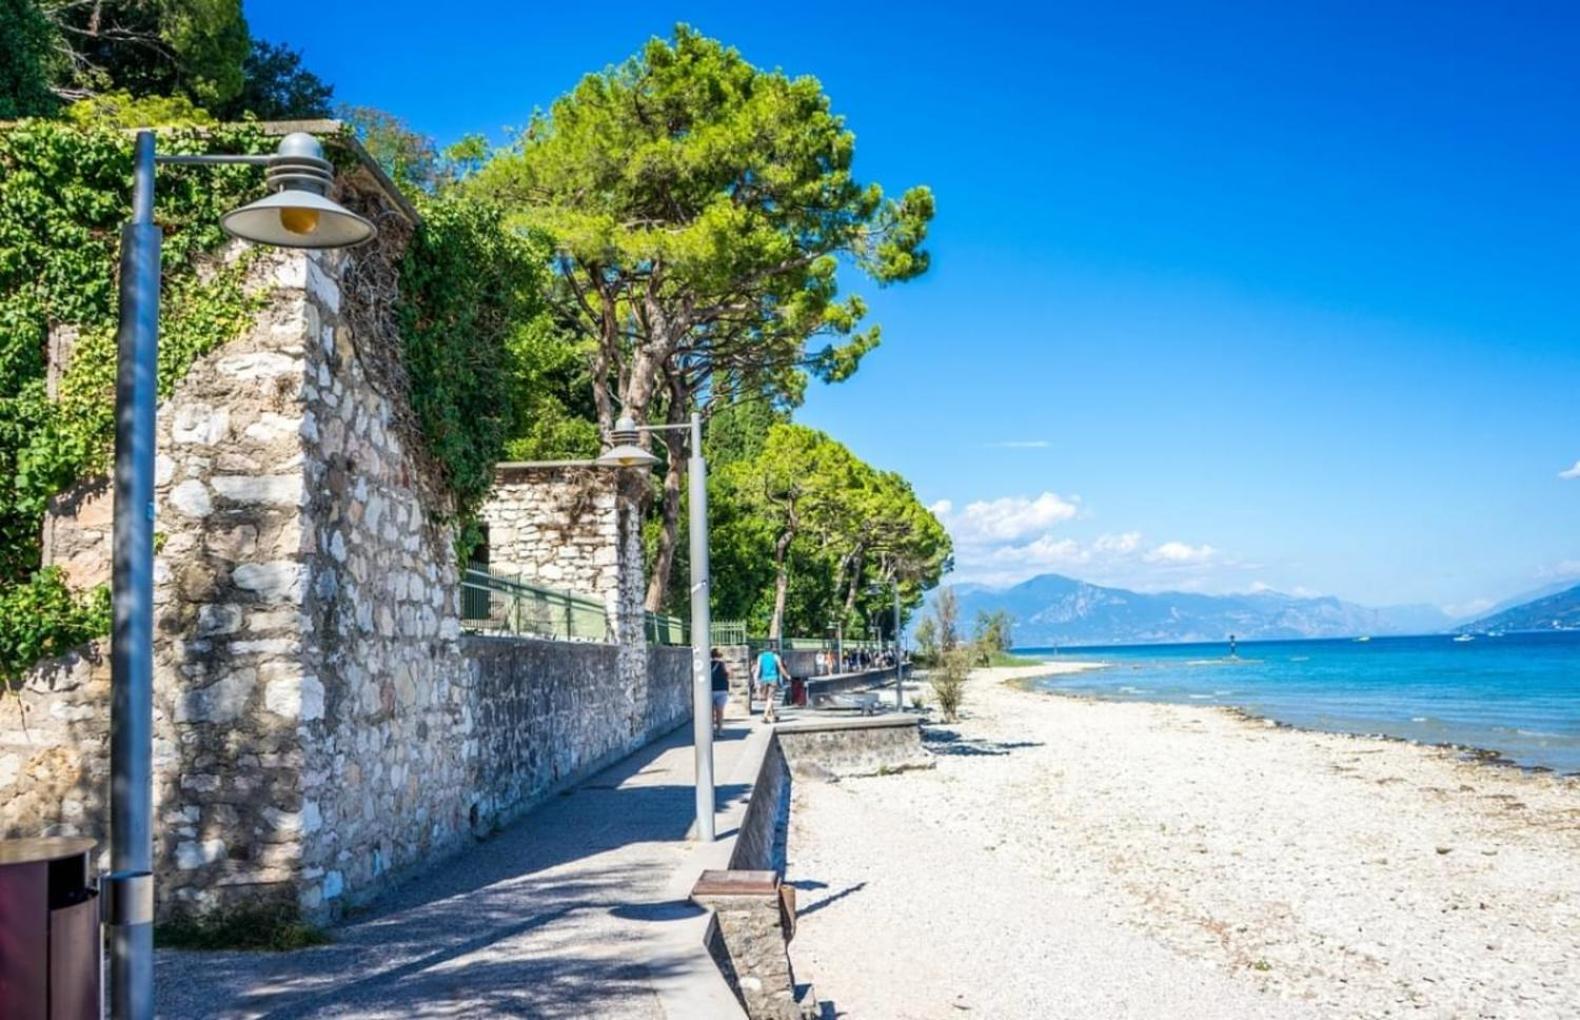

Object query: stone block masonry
[1,144,694,922]
[479,461,651,731]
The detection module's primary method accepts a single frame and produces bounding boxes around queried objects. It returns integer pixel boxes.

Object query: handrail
[644,610,688,646]
[460,565,610,642]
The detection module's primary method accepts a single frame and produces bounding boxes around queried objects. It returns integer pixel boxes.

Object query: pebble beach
[788,664,1580,1019]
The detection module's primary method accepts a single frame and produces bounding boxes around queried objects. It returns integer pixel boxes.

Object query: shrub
[930,647,971,722]
[156,904,330,952]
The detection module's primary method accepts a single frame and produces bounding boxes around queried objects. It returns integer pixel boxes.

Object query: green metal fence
[710,620,749,646]
[644,611,688,646]
[460,566,610,642]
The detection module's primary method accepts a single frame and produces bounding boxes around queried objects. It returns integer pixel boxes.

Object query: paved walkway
[156,718,758,1019]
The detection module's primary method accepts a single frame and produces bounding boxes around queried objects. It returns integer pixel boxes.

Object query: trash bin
[790,677,807,707]
[0,837,100,1020]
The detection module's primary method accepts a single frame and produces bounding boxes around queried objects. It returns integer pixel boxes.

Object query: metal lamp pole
[598,413,714,842]
[103,130,374,1019]
[105,129,160,1020]
[684,413,715,842]
[893,582,904,711]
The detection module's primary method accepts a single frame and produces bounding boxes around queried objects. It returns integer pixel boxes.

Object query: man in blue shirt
[753,647,786,723]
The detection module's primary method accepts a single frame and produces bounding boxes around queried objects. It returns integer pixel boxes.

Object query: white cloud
[1092,531,1142,555]
[933,492,1079,545]
[1560,460,1580,480]
[1144,541,1216,565]
[984,440,1050,449]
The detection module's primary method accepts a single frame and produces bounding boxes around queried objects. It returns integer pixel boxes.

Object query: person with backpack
[710,648,730,736]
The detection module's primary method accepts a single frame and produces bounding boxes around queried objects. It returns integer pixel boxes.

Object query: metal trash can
[0,837,100,1020]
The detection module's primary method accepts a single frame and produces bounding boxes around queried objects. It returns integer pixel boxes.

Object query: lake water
[1021,632,1580,773]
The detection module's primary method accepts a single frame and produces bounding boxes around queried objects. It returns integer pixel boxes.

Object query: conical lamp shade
[221,189,376,249]
[596,443,659,468]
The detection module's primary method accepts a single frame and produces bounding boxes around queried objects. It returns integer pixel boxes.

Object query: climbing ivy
[0,119,548,685]
[0,119,273,682]
[396,190,549,520]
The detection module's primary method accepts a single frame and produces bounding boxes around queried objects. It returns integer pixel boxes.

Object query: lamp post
[596,413,715,842]
[893,581,905,711]
[866,581,905,710]
[105,129,373,1020]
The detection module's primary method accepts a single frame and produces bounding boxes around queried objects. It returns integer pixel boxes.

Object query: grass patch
[982,651,1042,667]
[156,904,331,952]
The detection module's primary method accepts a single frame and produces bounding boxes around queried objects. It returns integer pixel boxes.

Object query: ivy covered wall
[0,119,545,688]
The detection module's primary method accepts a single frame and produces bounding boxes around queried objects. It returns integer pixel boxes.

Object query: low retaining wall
[804,667,896,704]
[775,715,928,777]
[1,636,692,922]
[462,638,692,837]
[692,713,927,1019]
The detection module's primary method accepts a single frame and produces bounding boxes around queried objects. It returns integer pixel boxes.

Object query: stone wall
[465,638,691,834]
[478,462,652,737]
[0,145,693,921]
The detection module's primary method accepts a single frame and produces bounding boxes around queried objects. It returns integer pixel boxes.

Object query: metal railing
[710,619,749,646]
[460,566,610,642]
[645,611,688,646]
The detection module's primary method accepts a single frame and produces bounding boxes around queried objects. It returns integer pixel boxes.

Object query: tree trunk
[645,428,686,611]
[644,369,689,611]
[840,543,866,622]
[769,526,794,641]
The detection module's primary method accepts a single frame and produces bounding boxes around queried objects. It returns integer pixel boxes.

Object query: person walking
[710,648,730,736]
[753,645,786,724]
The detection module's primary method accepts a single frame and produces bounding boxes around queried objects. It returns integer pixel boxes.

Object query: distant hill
[940,573,1455,647]
[1463,583,1580,634]
[1478,579,1580,619]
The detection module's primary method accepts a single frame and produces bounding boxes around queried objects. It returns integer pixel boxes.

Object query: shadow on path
[156,723,753,1019]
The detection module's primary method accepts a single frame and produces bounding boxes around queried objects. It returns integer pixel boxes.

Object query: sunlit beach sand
[789,665,1580,1019]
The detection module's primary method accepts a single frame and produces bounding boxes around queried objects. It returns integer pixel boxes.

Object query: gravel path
[155,721,757,1019]
[788,665,1580,1019]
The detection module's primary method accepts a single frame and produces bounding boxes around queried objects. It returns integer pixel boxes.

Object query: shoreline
[790,664,1580,1018]
[1003,660,1580,780]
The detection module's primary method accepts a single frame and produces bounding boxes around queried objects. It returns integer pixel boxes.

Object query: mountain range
[944,574,1456,647]
[1463,583,1580,634]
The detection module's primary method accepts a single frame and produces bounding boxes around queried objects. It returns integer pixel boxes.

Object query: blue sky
[245,1,1579,614]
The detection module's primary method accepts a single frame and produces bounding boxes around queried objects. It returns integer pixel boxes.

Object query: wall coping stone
[771,713,919,735]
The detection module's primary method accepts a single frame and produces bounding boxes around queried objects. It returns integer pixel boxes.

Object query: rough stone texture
[464,637,692,836]
[693,875,806,1020]
[12,244,330,916]
[718,645,752,700]
[478,463,651,735]
[775,717,928,778]
[729,740,790,874]
[3,186,693,922]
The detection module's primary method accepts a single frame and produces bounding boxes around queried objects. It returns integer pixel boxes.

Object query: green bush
[157,904,330,952]
[0,568,109,691]
[0,119,272,681]
[930,647,971,723]
[397,191,548,519]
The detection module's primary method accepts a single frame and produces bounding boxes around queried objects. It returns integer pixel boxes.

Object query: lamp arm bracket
[155,154,273,167]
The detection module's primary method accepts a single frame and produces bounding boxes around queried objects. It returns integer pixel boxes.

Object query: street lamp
[866,581,906,711]
[105,129,373,1020]
[595,414,717,843]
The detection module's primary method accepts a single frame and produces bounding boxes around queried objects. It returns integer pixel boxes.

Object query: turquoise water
[1022,632,1580,773]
